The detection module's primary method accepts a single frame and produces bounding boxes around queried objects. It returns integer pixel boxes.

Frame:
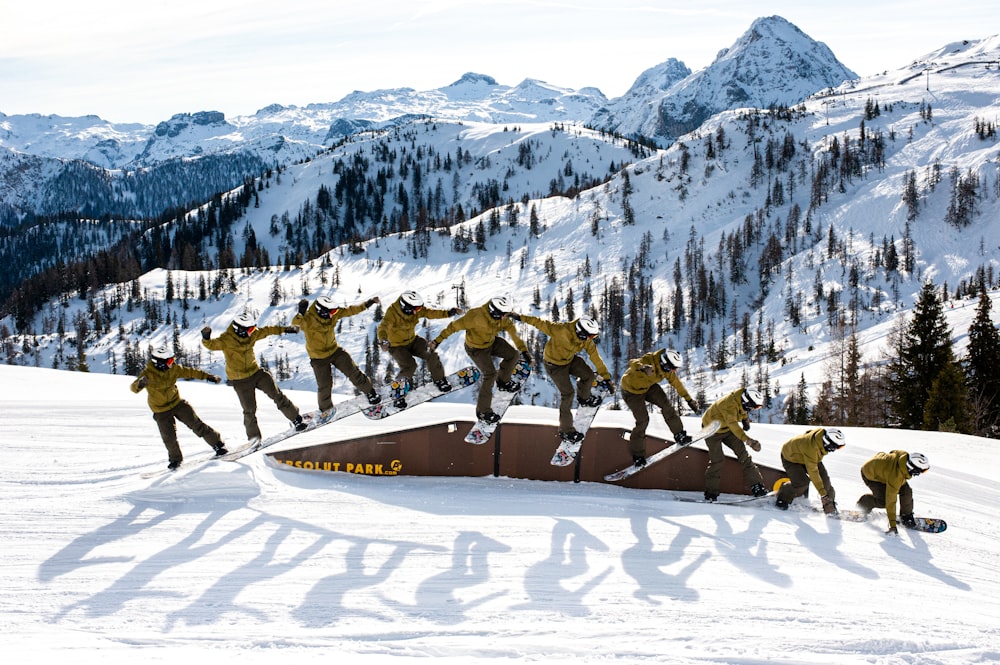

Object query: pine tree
[884,281,957,429]
[923,362,971,432]
[964,287,1000,437]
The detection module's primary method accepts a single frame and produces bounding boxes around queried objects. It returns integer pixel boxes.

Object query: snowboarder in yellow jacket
[513,314,613,441]
[292,294,381,412]
[620,348,699,467]
[430,296,530,423]
[701,388,768,501]
[858,450,930,534]
[775,427,845,513]
[130,346,226,470]
[377,291,461,404]
[201,312,305,443]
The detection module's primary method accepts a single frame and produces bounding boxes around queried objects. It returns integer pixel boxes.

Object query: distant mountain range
[0,16,857,221]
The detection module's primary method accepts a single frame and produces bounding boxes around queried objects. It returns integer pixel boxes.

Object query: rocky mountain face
[592,16,857,144]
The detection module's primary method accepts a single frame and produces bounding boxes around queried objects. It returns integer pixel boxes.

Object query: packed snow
[2,363,998,664]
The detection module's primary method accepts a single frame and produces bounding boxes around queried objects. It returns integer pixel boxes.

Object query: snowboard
[362,366,481,420]
[603,420,721,482]
[672,478,790,504]
[139,437,266,479]
[904,516,948,533]
[550,381,613,467]
[465,359,533,445]
[795,500,946,532]
[815,508,946,532]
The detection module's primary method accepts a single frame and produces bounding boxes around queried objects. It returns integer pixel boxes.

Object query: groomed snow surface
[2,364,998,664]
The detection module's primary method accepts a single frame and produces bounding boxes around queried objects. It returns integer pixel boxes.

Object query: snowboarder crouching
[701,388,769,501]
[857,450,930,534]
[620,348,698,468]
[775,427,845,513]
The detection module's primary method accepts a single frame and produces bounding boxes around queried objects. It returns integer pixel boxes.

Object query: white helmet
[399,290,424,314]
[232,312,257,337]
[660,349,683,371]
[741,388,764,409]
[575,317,600,340]
[822,427,846,452]
[907,452,930,476]
[315,295,339,318]
[488,296,513,319]
[151,345,175,370]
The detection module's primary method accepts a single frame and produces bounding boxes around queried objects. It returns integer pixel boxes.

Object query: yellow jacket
[202,325,286,380]
[292,300,371,359]
[780,428,832,496]
[620,349,692,398]
[519,315,610,379]
[433,303,528,351]
[862,450,913,528]
[702,388,751,441]
[377,297,452,347]
[130,361,214,413]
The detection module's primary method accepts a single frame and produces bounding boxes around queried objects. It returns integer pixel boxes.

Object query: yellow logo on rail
[276,458,403,475]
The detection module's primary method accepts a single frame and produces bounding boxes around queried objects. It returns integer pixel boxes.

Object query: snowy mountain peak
[447,72,500,87]
[593,15,857,144]
[629,58,692,92]
[153,111,229,138]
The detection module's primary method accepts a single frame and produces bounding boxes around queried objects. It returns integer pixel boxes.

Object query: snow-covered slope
[1,363,997,664]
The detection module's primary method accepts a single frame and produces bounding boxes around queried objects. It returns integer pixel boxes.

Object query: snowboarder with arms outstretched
[857,450,930,534]
[512,313,613,442]
[775,427,845,513]
[430,295,530,424]
[293,294,381,412]
[202,312,306,444]
[620,348,698,468]
[377,291,462,406]
[701,387,769,501]
[130,345,226,470]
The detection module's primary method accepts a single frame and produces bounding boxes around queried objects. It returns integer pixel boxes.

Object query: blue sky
[1,0,996,124]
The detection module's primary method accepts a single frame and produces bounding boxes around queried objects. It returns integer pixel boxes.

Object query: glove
[746,438,761,452]
[298,299,309,315]
[686,397,699,412]
[428,340,439,351]
[201,326,212,340]
[136,375,149,389]
[821,495,837,514]
[886,526,898,535]
[366,297,379,307]
[207,375,222,384]
[598,378,615,394]
[447,307,460,316]
[284,326,299,334]
[741,418,751,431]
[509,312,522,321]
[520,351,531,366]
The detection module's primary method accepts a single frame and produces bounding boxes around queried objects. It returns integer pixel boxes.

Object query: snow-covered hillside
[5,31,999,422]
[2,363,997,664]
